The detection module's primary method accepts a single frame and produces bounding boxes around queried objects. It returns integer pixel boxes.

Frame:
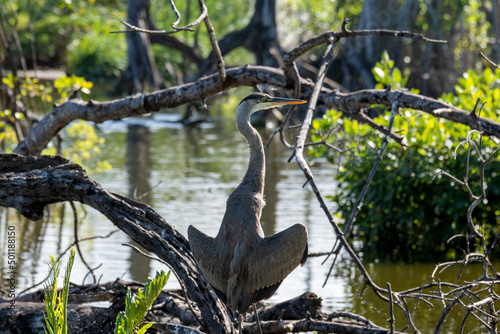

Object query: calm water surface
[0,101,484,332]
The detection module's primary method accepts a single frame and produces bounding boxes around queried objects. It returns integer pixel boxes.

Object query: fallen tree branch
[110,0,208,35]
[283,25,446,66]
[245,318,400,334]
[13,65,291,156]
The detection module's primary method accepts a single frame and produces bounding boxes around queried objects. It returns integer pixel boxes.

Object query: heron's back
[188,221,308,314]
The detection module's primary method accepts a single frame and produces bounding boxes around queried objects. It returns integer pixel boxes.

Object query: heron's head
[237,92,306,120]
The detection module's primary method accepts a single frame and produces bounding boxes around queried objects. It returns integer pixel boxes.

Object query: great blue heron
[188,92,309,330]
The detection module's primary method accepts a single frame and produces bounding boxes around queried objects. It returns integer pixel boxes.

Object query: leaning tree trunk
[111,0,163,95]
[199,0,282,75]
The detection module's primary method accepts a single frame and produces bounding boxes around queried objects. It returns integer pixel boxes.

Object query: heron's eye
[261,97,266,102]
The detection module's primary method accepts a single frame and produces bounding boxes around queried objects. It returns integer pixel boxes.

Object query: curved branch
[0,154,235,333]
[13,66,290,156]
[111,0,208,35]
[283,28,446,66]
[14,70,500,157]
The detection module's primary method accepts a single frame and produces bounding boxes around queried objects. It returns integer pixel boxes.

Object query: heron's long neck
[237,116,265,195]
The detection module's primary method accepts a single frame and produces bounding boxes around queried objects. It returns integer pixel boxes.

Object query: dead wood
[0,280,395,334]
[14,67,500,157]
[248,292,323,322]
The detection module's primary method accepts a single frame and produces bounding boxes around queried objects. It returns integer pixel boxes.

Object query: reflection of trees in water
[126,124,153,205]
[126,124,153,282]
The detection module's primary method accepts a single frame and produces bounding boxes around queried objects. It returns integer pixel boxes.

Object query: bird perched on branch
[188,92,309,330]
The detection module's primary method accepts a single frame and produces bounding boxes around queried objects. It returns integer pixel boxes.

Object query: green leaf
[137,322,153,334]
[372,66,385,82]
[114,271,170,334]
[312,119,321,130]
[392,68,402,85]
[43,248,75,334]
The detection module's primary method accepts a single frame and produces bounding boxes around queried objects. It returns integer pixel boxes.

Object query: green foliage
[1,72,111,172]
[43,119,112,173]
[114,270,170,334]
[372,51,414,91]
[12,0,126,79]
[54,75,93,103]
[43,248,76,334]
[66,3,127,81]
[3,73,54,103]
[441,67,500,120]
[311,52,500,262]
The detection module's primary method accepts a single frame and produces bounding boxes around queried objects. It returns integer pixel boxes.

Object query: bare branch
[324,101,399,287]
[321,89,500,140]
[110,0,208,35]
[198,0,225,85]
[283,25,446,66]
[0,154,235,332]
[70,201,96,284]
[481,52,500,70]
[387,283,396,334]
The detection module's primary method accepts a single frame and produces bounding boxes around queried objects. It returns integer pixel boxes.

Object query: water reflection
[126,124,153,204]
[126,124,153,282]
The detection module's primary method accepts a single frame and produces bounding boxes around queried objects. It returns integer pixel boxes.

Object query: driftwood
[0,153,398,333]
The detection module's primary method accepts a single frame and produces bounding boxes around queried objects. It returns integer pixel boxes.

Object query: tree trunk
[111,0,163,95]
[200,0,282,75]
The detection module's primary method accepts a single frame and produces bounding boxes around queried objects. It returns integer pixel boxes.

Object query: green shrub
[43,248,76,334]
[311,52,500,262]
[114,270,170,334]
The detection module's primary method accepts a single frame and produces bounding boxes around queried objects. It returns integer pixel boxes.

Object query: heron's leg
[253,304,263,334]
[238,312,242,334]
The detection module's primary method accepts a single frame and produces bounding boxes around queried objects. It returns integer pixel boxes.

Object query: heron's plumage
[188,92,308,314]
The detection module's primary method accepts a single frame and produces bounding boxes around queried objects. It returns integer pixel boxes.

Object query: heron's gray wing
[247,223,308,294]
[187,225,226,293]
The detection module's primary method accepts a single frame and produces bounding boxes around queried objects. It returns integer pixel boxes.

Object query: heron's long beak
[269,97,307,107]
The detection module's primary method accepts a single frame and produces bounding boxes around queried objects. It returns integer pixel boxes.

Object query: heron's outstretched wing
[187,225,226,293]
[247,223,308,294]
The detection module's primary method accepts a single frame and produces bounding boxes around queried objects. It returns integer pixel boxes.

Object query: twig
[70,201,96,283]
[433,291,464,334]
[283,25,446,66]
[110,0,208,35]
[15,229,119,298]
[327,311,379,327]
[288,40,390,302]
[324,100,399,286]
[82,263,103,286]
[481,52,500,70]
[198,0,225,85]
[387,283,396,334]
